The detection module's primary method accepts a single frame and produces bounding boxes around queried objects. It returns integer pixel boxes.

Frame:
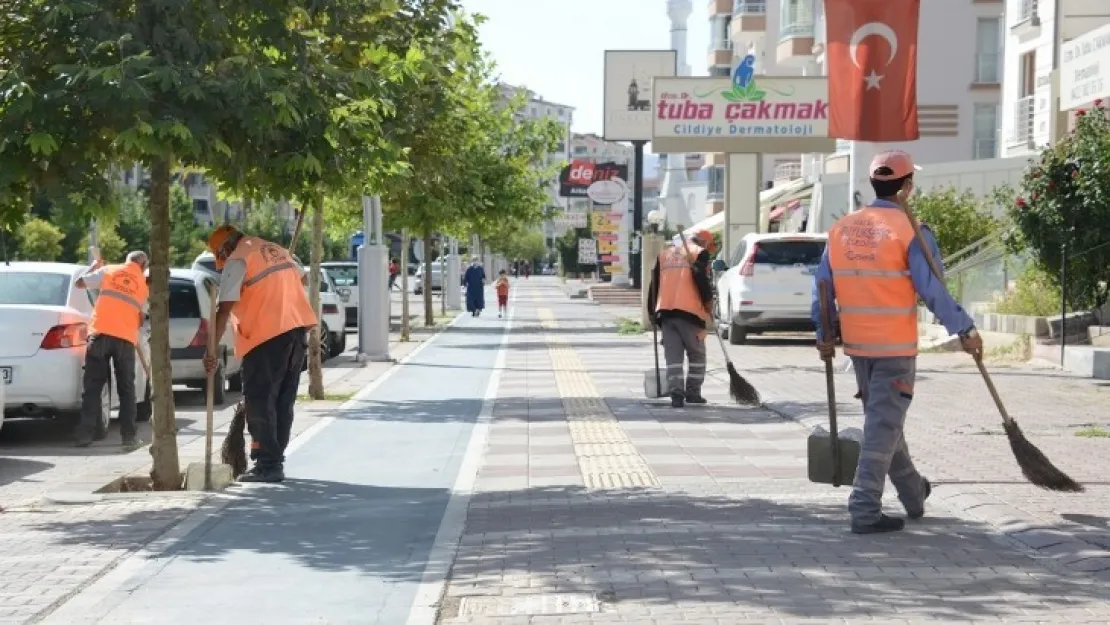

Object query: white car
[191,251,345,359]
[414,256,465,295]
[0,262,151,433]
[168,269,242,403]
[712,233,828,345]
[321,261,357,329]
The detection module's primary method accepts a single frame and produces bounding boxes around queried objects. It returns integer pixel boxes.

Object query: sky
[461,0,709,139]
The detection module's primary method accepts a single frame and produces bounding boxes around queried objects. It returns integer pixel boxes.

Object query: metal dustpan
[807,425,861,486]
[645,323,668,399]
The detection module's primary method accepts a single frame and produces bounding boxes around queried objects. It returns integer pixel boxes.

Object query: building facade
[703,0,1006,226]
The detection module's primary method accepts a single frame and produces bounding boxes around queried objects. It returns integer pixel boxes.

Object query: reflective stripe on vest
[827,206,918,358]
[227,236,317,358]
[655,242,709,322]
[89,262,149,345]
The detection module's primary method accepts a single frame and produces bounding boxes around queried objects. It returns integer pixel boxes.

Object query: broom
[900,204,1082,492]
[220,207,308,477]
[676,231,761,406]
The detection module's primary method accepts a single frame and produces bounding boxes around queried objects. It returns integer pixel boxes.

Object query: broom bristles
[1003,419,1083,492]
[220,402,248,477]
[726,362,761,406]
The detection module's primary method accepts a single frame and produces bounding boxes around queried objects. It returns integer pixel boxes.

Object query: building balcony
[707,39,734,67]
[708,0,733,15]
[734,0,766,14]
[1008,95,1035,149]
[974,52,1001,86]
[773,160,802,183]
[777,1,816,66]
[732,0,766,37]
[1011,0,1041,37]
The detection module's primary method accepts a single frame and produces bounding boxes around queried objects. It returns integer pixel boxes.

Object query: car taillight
[323,304,339,315]
[739,244,757,277]
[40,323,88,349]
[189,318,209,348]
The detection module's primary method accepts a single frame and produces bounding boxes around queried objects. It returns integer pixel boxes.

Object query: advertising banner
[577,238,597,265]
[559,160,629,198]
[604,50,677,141]
[1061,22,1110,111]
[554,211,587,229]
[651,75,836,154]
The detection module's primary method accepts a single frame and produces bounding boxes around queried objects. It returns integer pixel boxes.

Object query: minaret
[660,0,693,228]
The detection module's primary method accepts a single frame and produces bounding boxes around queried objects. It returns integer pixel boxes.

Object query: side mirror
[712,259,727,273]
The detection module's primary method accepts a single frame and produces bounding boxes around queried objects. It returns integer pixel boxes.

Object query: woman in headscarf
[464,255,486,316]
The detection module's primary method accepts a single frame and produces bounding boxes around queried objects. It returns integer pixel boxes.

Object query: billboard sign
[577,238,597,265]
[554,211,587,229]
[604,50,677,141]
[651,69,835,154]
[1061,22,1110,111]
[559,160,629,198]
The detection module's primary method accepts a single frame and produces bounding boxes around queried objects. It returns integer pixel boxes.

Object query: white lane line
[405,289,515,625]
[39,311,466,625]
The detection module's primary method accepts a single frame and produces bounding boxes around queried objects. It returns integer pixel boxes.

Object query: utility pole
[631,140,647,289]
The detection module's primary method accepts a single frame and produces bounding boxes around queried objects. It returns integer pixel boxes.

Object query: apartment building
[1000,0,1110,158]
[703,0,1006,222]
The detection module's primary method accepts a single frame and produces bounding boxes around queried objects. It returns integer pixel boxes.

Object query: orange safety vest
[89,262,148,345]
[827,205,918,358]
[227,236,317,358]
[655,242,710,322]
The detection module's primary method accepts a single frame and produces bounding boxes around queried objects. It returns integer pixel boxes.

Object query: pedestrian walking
[494,269,510,318]
[464,255,486,317]
[74,250,150,450]
[388,258,399,291]
[204,225,318,483]
[646,228,717,408]
[813,150,983,534]
[522,261,531,280]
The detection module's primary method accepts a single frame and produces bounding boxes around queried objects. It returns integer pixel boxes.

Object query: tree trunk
[440,238,447,317]
[423,232,434,327]
[400,229,410,341]
[242,196,252,224]
[147,156,180,490]
[307,194,325,399]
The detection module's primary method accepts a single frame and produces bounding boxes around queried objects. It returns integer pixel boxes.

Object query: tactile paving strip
[538,309,660,489]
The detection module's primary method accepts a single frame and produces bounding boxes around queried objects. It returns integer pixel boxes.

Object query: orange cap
[693,228,718,254]
[869,150,922,181]
[207,225,238,269]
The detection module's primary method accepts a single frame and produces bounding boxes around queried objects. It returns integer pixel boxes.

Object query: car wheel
[136,382,152,422]
[319,323,332,361]
[227,370,243,393]
[729,322,748,345]
[330,330,346,357]
[98,375,112,435]
[212,362,226,405]
[718,297,731,340]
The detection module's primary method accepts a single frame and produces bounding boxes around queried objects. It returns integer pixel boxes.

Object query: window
[707,165,726,200]
[573,145,587,155]
[752,240,825,266]
[0,272,71,306]
[973,104,999,159]
[554,141,566,153]
[975,18,1001,83]
[325,266,358,286]
[168,280,202,319]
[711,66,732,77]
[1019,51,1036,97]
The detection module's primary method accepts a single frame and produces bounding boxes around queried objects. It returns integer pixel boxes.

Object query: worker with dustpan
[204,225,317,483]
[813,150,983,534]
[646,228,717,408]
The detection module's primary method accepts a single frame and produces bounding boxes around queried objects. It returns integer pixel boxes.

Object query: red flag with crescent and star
[825,0,920,141]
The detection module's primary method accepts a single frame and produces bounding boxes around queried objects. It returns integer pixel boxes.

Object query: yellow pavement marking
[538,309,659,489]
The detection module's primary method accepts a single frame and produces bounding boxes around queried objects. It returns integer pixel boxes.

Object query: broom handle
[817,280,843,487]
[652,322,661,397]
[899,205,1014,426]
[288,205,307,251]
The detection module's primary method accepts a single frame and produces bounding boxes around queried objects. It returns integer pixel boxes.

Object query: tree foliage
[16,218,64,261]
[908,187,1001,259]
[1009,102,1110,312]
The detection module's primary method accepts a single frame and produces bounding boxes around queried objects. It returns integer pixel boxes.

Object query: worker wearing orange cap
[646,228,718,408]
[813,150,983,534]
[204,225,317,483]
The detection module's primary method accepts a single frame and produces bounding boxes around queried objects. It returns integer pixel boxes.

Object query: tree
[492,229,546,265]
[80,225,127,263]
[907,187,1001,259]
[16,218,64,261]
[1009,101,1110,312]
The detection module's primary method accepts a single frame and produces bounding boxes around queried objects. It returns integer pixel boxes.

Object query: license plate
[1,367,11,385]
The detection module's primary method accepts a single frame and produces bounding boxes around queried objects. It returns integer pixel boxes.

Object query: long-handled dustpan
[807,280,859,487]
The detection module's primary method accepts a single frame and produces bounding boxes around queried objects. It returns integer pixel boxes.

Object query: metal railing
[944,234,1030,312]
[1010,95,1035,146]
[734,0,767,14]
[708,39,734,52]
[780,1,816,39]
[1017,0,1038,24]
[773,161,802,181]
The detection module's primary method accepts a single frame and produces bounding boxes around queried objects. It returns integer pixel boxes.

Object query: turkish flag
[825,0,920,141]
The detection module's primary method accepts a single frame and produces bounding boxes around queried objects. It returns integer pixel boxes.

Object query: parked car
[0,262,151,433]
[711,233,828,345]
[168,269,242,403]
[321,261,358,329]
[413,263,443,295]
[191,251,345,359]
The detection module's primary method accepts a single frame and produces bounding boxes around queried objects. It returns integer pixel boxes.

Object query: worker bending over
[813,150,982,534]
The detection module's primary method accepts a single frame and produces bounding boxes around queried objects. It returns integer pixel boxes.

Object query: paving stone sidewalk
[0,332,430,625]
[437,279,1110,624]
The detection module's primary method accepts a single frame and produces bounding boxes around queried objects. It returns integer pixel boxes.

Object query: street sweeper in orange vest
[647,228,717,408]
[813,150,984,534]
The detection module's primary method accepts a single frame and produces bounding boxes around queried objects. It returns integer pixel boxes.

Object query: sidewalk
[0,324,445,625]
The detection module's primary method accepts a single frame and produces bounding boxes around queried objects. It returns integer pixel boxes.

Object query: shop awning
[769,199,803,222]
[684,179,814,235]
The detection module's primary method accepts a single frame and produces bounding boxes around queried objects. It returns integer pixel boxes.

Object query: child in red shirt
[494,270,510,318]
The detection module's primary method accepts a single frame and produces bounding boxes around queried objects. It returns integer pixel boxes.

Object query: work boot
[851,514,905,535]
[670,392,685,408]
[239,464,285,483]
[685,392,708,405]
[121,438,145,453]
[907,477,932,520]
